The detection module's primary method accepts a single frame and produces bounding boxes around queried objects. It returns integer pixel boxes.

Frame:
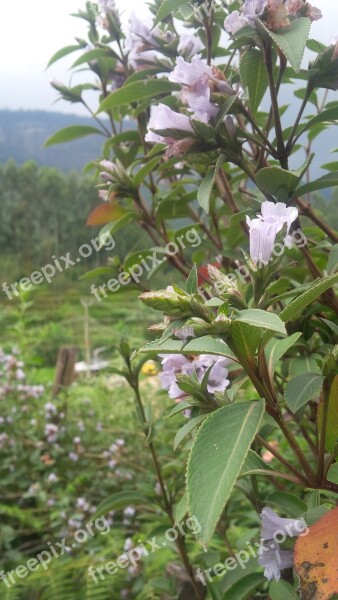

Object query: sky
[0,0,337,116]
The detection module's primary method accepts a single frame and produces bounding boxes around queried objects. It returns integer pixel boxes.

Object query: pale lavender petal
[258,541,293,581]
[260,507,306,539]
[224,11,250,34]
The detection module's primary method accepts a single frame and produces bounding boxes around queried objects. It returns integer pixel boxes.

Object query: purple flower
[159,353,231,400]
[258,541,293,581]
[145,104,194,144]
[258,507,308,581]
[243,0,268,19]
[193,354,231,394]
[224,11,250,34]
[98,0,116,14]
[169,55,214,87]
[159,354,191,399]
[260,507,307,539]
[246,201,298,265]
[124,12,162,68]
[177,34,203,58]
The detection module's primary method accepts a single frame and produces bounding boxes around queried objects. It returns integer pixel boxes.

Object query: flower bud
[207,265,239,297]
[213,314,231,334]
[139,290,192,317]
[322,346,338,377]
[309,45,338,91]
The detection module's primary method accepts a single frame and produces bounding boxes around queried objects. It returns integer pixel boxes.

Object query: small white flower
[123,506,136,518]
[177,33,203,58]
[145,104,193,144]
[246,201,298,264]
[224,10,250,35]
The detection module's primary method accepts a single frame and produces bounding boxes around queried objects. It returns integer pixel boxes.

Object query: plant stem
[129,374,203,599]
[264,43,287,168]
[286,88,311,152]
[317,376,334,483]
[216,170,249,236]
[274,407,318,487]
[256,435,308,484]
[296,198,338,243]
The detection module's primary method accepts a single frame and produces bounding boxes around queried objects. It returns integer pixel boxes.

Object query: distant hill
[0,110,111,173]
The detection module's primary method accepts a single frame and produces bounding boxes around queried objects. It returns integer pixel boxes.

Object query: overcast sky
[0,0,337,116]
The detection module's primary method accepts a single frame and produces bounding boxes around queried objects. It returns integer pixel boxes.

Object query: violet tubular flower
[258,507,308,581]
[145,104,194,145]
[246,201,298,265]
[159,353,231,400]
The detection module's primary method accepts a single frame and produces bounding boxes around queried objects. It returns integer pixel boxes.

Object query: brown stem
[132,381,203,599]
[264,43,287,168]
[256,435,308,484]
[216,170,249,237]
[297,198,338,243]
[274,407,318,487]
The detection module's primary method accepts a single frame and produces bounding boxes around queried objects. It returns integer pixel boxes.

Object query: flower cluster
[145,55,235,154]
[246,200,298,265]
[159,353,231,400]
[224,0,321,35]
[123,11,203,69]
[0,348,44,401]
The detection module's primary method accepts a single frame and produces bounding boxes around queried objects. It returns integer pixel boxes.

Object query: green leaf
[321,318,338,336]
[240,449,272,476]
[134,157,161,187]
[197,168,216,213]
[328,244,338,274]
[289,357,321,377]
[299,106,338,135]
[327,462,338,485]
[318,376,338,454]
[47,44,81,67]
[97,80,178,113]
[269,580,297,600]
[173,494,188,525]
[222,573,266,600]
[174,415,205,450]
[186,264,198,295]
[233,309,287,335]
[280,273,338,322]
[43,125,103,147]
[265,332,302,378]
[138,335,237,361]
[240,48,268,115]
[71,48,114,68]
[154,0,188,25]
[94,491,148,518]
[292,171,338,198]
[256,167,300,198]
[258,17,311,73]
[97,213,135,248]
[187,401,265,543]
[214,94,239,130]
[284,372,324,412]
[230,321,262,365]
[267,491,307,517]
